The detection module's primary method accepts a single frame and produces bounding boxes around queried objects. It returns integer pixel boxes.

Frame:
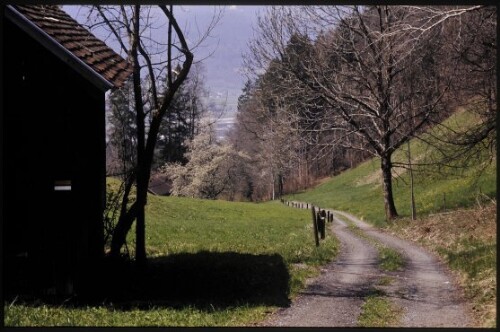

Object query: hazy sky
[172,5,264,115]
[64,5,264,118]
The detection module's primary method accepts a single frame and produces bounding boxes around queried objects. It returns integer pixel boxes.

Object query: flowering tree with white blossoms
[164,119,248,199]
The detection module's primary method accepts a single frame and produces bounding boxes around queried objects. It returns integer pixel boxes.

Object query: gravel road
[261,207,472,327]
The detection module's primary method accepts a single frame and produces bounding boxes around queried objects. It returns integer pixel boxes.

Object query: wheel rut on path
[335,210,471,327]
[262,214,379,327]
[262,207,472,327]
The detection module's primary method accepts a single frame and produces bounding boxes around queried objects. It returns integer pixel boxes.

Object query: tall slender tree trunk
[110,174,137,258]
[110,202,137,258]
[408,141,417,220]
[130,4,147,266]
[271,172,275,200]
[135,171,147,266]
[380,154,398,221]
[278,173,284,198]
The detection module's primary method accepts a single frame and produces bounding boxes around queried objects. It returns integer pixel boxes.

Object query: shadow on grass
[6,251,291,311]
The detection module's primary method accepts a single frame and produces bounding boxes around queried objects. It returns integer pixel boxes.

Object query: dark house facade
[3,5,131,296]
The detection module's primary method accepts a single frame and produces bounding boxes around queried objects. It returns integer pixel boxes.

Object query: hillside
[289,108,496,227]
[287,107,496,327]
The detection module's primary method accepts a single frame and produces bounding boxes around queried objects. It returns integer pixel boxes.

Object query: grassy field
[4,193,338,327]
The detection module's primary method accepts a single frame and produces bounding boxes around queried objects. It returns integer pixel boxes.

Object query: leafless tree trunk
[407,141,417,220]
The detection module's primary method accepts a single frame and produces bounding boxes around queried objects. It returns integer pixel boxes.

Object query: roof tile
[13,4,132,88]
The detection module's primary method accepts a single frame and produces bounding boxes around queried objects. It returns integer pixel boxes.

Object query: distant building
[148,173,172,196]
[3,4,131,296]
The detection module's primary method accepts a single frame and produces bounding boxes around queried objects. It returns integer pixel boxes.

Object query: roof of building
[6,4,132,90]
[148,173,172,196]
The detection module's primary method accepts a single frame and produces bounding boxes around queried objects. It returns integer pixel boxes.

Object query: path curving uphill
[335,210,472,327]
[262,205,472,327]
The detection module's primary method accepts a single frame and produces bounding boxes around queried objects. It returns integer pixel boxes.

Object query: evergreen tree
[107,78,137,176]
[154,64,206,168]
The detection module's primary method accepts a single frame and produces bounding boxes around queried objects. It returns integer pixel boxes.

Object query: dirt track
[261,208,472,327]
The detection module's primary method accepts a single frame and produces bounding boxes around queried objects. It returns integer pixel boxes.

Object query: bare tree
[247,5,484,221]
[430,6,496,164]
[84,5,222,264]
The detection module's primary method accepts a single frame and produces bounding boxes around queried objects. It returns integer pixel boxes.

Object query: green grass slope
[139,195,336,265]
[289,108,496,227]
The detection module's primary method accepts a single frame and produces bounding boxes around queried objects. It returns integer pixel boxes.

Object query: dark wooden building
[3,5,131,296]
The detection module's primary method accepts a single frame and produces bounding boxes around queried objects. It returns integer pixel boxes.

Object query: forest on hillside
[230,6,495,206]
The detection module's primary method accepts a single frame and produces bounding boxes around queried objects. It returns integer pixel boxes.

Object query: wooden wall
[4,19,105,296]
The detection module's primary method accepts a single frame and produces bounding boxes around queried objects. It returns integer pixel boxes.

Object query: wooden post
[408,141,417,220]
[318,210,326,239]
[311,206,320,247]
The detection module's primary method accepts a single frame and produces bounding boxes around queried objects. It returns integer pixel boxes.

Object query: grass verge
[3,302,271,327]
[378,247,405,272]
[387,201,496,327]
[357,292,403,327]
